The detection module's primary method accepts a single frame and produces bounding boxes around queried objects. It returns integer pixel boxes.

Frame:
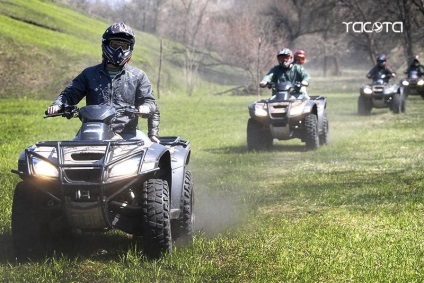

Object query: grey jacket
[51,61,160,137]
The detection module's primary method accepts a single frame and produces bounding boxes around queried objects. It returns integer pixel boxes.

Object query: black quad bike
[400,70,424,98]
[247,82,329,151]
[358,73,405,115]
[11,105,194,259]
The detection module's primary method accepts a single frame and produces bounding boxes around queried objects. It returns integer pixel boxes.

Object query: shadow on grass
[205,143,308,155]
[0,230,152,264]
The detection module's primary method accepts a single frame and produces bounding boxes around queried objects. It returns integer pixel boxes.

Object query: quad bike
[400,70,424,98]
[11,105,194,259]
[247,82,329,151]
[358,73,405,115]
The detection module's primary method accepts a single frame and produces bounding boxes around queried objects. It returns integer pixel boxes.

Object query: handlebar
[44,105,79,119]
[44,105,148,119]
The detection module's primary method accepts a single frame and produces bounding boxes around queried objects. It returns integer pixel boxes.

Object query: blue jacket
[51,61,159,137]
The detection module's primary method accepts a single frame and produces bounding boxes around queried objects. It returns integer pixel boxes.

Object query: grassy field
[1,81,424,282]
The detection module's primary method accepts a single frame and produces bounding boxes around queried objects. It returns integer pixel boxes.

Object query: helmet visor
[109,39,131,52]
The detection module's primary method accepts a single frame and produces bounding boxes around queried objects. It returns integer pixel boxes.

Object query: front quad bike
[11,105,193,259]
[358,74,405,115]
[247,82,329,151]
[400,70,424,99]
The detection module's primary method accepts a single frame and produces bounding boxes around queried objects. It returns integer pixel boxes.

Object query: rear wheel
[172,170,194,245]
[138,179,172,258]
[305,114,319,150]
[247,118,272,151]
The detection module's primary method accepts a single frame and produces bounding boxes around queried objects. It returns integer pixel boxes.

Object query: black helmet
[102,23,135,67]
[276,48,293,68]
[376,54,386,67]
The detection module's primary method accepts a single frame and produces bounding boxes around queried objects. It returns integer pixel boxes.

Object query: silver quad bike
[358,73,404,115]
[247,82,329,151]
[11,105,194,259]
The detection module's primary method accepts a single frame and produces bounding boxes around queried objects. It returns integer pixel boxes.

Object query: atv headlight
[254,103,268,117]
[363,87,373,95]
[402,80,409,86]
[33,158,59,178]
[418,79,424,86]
[109,156,141,179]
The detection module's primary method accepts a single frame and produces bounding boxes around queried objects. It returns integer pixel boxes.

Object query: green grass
[1,87,424,282]
[1,0,424,282]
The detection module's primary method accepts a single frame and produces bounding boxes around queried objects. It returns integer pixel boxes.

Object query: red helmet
[294,49,307,64]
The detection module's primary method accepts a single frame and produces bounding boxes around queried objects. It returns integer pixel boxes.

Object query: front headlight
[254,103,268,117]
[418,80,424,86]
[363,87,373,94]
[402,80,409,86]
[109,156,141,178]
[33,158,59,178]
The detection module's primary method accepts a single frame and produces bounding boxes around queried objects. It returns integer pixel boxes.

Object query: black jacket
[366,65,395,83]
[51,61,159,137]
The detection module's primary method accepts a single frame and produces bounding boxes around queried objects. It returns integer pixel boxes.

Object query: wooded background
[60,0,424,90]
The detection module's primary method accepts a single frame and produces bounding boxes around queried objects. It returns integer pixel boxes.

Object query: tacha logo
[343,22,403,33]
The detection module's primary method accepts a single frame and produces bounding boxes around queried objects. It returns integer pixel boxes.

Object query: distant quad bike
[11,105,194,259]
[247,82,329,151]
[358,73,405,115]
[400,70,424,99]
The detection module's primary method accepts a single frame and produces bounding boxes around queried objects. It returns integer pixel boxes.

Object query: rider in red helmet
[294,50,307,65]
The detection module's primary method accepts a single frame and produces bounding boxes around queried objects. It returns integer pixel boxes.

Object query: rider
[47,23,160,143]
[293,49,307,65]
[259,48,311,99]
[366,54,396,83]
[404,55,424,78]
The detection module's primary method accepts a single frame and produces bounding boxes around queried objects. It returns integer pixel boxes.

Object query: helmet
[102,23,135,67]
[276,48,293,68]
[376,54,386,67]
[294,49,307,64]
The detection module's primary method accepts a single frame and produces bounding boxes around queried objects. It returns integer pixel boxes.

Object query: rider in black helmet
[47,23,160,143]
[366,54,396,83]
[405,55,424,78]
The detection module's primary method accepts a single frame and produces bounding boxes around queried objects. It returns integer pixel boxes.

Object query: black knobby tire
[391,93,402,114]
[12,182,45,259]
[247,118,272,151]
[358,95,372,115]
[401,93,406,113]
[172,170,194,245]
[140,179,172,258]
[304,114,319,150]
[319,112,330,145]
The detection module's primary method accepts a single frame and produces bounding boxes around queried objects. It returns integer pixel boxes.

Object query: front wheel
[358,95,372,115]
[138,179,172,259]
[391,93,402,114]
[319,112,330,145]
[247,118,272,151]
[304,114,319,150]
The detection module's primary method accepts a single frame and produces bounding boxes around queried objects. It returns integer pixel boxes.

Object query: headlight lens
[33,158,59,178]
[418,80,424,86]
[254,103,268,117]
[363,87,373,94]
[402,80,409,86]
[109,157,141,178]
